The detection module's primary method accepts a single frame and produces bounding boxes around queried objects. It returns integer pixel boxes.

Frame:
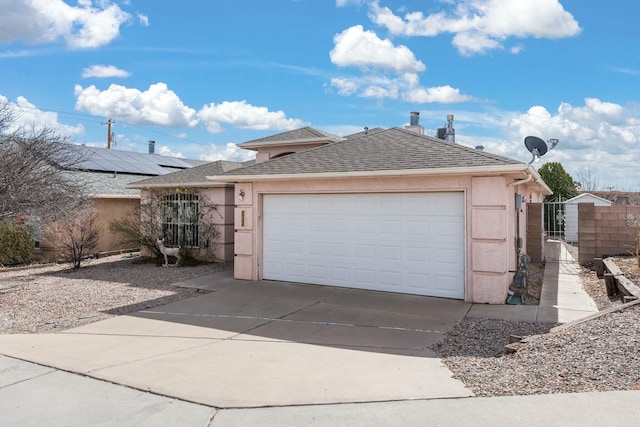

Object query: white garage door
[262,193,465,299]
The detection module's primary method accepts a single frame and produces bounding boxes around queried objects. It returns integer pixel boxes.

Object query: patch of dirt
[611,256,640,283]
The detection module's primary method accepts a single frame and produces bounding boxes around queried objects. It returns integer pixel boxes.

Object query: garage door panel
[379,270,403,287]
[263,193,464,299]
[378,245,403,262]
[354,220,375,234]
[354,268,375,284]
[330,242,350,257]
[354,244,375,260]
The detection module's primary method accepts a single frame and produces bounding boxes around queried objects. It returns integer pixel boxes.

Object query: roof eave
[126,181,235,189]
[90,193,141,199]
[209,164,538,183]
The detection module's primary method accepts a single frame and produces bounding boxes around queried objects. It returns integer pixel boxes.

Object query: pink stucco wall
[140,186,235,262]
[232,174,544,304]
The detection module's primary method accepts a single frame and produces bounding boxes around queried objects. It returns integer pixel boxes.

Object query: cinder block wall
[578,203,640,264]
[526,203,543,263]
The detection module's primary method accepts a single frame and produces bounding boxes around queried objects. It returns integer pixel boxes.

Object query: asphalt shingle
[223,127,522,176]
[127,160,250,188]
[238,127,344,147]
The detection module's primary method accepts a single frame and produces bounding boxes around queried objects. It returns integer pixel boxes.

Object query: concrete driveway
[0,273,473,408]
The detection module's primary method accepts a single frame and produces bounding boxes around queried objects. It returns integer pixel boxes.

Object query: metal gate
[543,201,578,263]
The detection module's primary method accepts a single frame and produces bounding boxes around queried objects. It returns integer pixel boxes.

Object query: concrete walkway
[467,241,598,323]
[0,247,612,426]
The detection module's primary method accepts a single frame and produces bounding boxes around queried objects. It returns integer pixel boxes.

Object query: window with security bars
[161,192,199,247]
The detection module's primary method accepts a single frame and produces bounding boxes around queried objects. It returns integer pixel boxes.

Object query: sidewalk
[467,241,598,323]
[2,354,639,427]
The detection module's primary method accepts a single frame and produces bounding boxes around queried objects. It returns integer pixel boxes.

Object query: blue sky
[1,0,639,190]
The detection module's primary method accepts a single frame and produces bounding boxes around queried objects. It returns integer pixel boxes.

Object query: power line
[10,102,213,147]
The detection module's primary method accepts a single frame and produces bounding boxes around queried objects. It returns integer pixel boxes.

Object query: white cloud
[506,99,638,147]
[368,0,581,55]
[81,64,131,78]
[200,143,256,162]
[485,98,640,189]
[424,100,640,189]
[0,0,132,49]
[156,145,185,158]
[330,77,361,96]
[137,13,149,27]
[403,84,472,104]
[0,95,84,137]
[197,100,306,133]
[74,82,199,127]
[330,25,425,73]
[336,0,367,6]
[329,25,471,103]
[330,73,471,103]
[328,23,470,103]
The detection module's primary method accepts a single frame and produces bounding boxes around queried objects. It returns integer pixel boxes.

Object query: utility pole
[100,118,115,149]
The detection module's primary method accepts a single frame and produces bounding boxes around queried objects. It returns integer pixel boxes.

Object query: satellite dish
[524,136,558,164]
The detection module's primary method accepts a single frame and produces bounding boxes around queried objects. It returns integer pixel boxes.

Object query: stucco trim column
[470,176,509,304]
[234,183,255,280]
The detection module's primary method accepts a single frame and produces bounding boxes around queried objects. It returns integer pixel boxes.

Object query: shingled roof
[238,127,344,148]
[222,127,522,177]
[128,160,251,188]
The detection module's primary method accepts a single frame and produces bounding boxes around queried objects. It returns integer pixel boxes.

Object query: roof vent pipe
[445,114,455,143]
[410,111,420,126]
[148,140,155,154]
[405,111,424,135]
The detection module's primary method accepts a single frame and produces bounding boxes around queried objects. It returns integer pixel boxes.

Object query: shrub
[45,207,100,269]
[0,222,33,265]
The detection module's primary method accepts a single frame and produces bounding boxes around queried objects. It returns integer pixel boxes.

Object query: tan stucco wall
[35,196,139,261]
[232,174,543,304]
[92,197,140,253]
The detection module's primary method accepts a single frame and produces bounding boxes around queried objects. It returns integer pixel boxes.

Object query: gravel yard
[0,254,231,334]
[436,257,639,396]
[1,252,639,397]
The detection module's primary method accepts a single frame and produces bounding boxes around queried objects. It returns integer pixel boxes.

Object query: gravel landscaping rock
[436,259,639,396]
[0,254,231,334]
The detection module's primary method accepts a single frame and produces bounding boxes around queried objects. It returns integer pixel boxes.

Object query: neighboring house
[204,116,551,304]
[564,193,612,243]
[590,191,640,206]
[127,160,251,261]
[35,144,206,261]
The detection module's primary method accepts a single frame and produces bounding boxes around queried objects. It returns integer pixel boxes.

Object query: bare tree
[575,166,601,192]
[44,207,100,269]
[110,189,221,264]
[0,100,87,223]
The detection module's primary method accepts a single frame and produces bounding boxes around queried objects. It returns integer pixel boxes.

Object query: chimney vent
[405,111,424,135]
[148,140,155,154]
[436,114,455,143]
[445,114,455,143]
[410,111,420,126]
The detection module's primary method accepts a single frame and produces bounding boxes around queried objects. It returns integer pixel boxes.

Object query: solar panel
[69,144,193,175]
